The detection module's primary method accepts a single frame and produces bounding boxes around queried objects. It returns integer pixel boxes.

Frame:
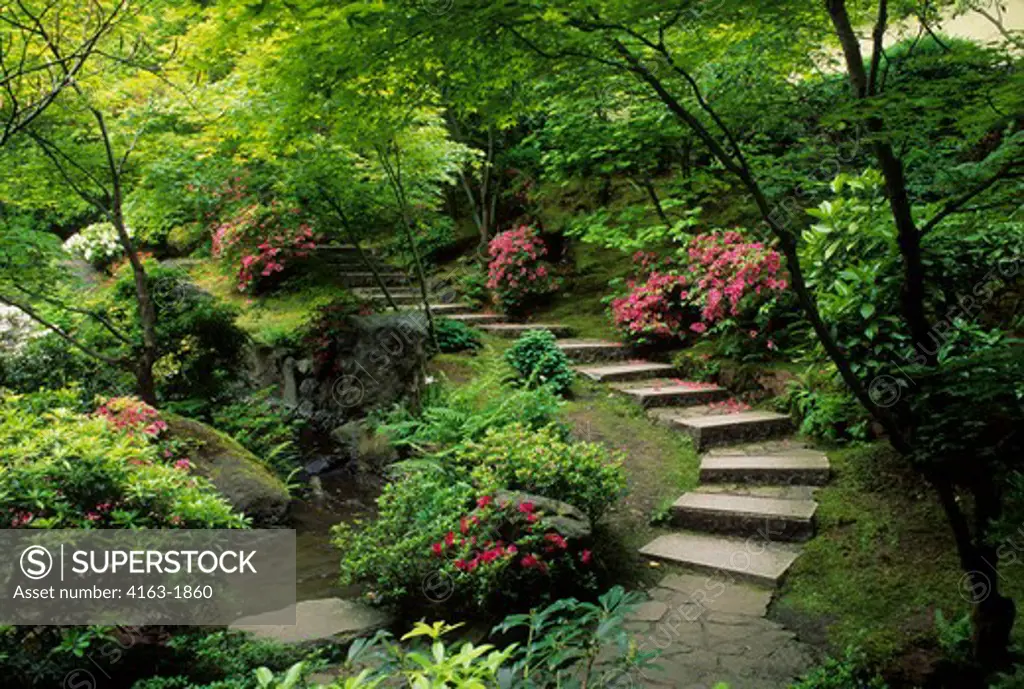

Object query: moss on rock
[165,412,291,525]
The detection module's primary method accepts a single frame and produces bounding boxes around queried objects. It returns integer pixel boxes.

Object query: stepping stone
[478,323,574,338]
[445,312,504,325]
[230,597,392,647]
[695,483,819,502]
[650,572,773,618]
[417,303,475,316]
[670,492,817,542]
[612,378,729,408]
[556,339,630,363]
[337,272,410,288]
[700,453,830,486]
[575,361,677,383]
[651,408,792,451]
[639,531,801,587]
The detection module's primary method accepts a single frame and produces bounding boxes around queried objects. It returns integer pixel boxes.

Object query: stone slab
[639,531,801,587]
[575,361,677,383]
[445,312,504,324]
[700,454,830,485]
[613,381,729,408]
[478,323,574,338]
[655,409,792,451]
[230,598,392,646]
[556,339,630,363]
[671,492,817,541]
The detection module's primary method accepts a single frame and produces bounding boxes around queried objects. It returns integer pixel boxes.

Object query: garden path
[352,256,831,688]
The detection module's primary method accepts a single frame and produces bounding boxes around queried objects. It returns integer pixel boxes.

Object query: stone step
[478,323,574,338]
[556,339,631,363]
[650,408,792,451]
[418,303,476,316]
[648,572,773,619]
[337,273,411,288]
[670,492,817,542]
[575,361,677,383]
[639,531,801,588]
[444,312,504,325]
[700,453,830,486]
[611,379,729,408]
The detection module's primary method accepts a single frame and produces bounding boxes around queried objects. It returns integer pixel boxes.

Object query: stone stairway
[345,266,824,687]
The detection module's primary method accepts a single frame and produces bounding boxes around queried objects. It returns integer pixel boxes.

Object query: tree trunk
[319,187,400,312]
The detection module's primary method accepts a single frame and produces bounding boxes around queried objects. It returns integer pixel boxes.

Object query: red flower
[445,531,455,548]
[520,554,541,569]
[544,533,568,551]
[517,501,536,514]
[431,542,443,557]
[476,495,493,509]
[580,549,593,565]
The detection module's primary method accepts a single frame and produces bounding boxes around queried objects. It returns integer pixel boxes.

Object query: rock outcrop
[165,413,291,525]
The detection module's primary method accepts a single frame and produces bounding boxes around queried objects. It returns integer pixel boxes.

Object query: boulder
[494,489,592,540]
[229,597,393,647]
[165,413,291,525]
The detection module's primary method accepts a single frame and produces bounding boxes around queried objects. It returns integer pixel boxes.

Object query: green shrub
[782,366,870,443]
[0,389,247,529]
[457,262,491,306]
[422,492,597,611]
[504,329,575,395]
[374,362,564,457]
[433,317,482,353]
[211,389,305,477]
[0,331,132,405]
[332,471,474,606]
[455,423,626,521]
[167,223,209,256]
[98,264,248,410]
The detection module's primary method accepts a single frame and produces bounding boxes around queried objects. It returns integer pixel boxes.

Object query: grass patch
[775,442,1024,666]
[535,243,630,340]
[186,260,338,346]
[563,377,700,587]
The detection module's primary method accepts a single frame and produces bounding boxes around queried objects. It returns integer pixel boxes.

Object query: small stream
[289,462,384,601]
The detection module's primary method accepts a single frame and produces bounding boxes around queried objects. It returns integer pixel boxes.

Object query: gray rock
[164,413,290,525]
[493,490,592,540]
[230,597,392,646]
[296,358,313,375]
[282,357,299,407]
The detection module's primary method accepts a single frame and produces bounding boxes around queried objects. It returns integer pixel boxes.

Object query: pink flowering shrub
[428,495,594,610]
[611,252,699,345]
[95,396,196,473]
[212,201,319,293]
[487,225,558,314]
[612,232,788,349]
[0,389,245,530]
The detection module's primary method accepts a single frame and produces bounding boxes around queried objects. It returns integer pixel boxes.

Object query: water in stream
[290,462,383,601]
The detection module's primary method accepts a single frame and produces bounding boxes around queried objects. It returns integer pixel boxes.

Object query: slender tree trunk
[375,143,439,350]
[319,187,399,312]
[640,175,672,229]
[90,106,158,405]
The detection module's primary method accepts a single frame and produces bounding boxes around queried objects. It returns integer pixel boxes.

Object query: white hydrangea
[0,304,43,353]
[63,222,134,264]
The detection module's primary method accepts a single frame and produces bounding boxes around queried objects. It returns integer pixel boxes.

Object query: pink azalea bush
[212,201,319,293]
[612,231,788,348]
[487,225,558,314]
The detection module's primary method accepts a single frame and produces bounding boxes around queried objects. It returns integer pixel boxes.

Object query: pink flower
[580,549,592,565]
[174,459,191,471]
[690,322,707,334]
